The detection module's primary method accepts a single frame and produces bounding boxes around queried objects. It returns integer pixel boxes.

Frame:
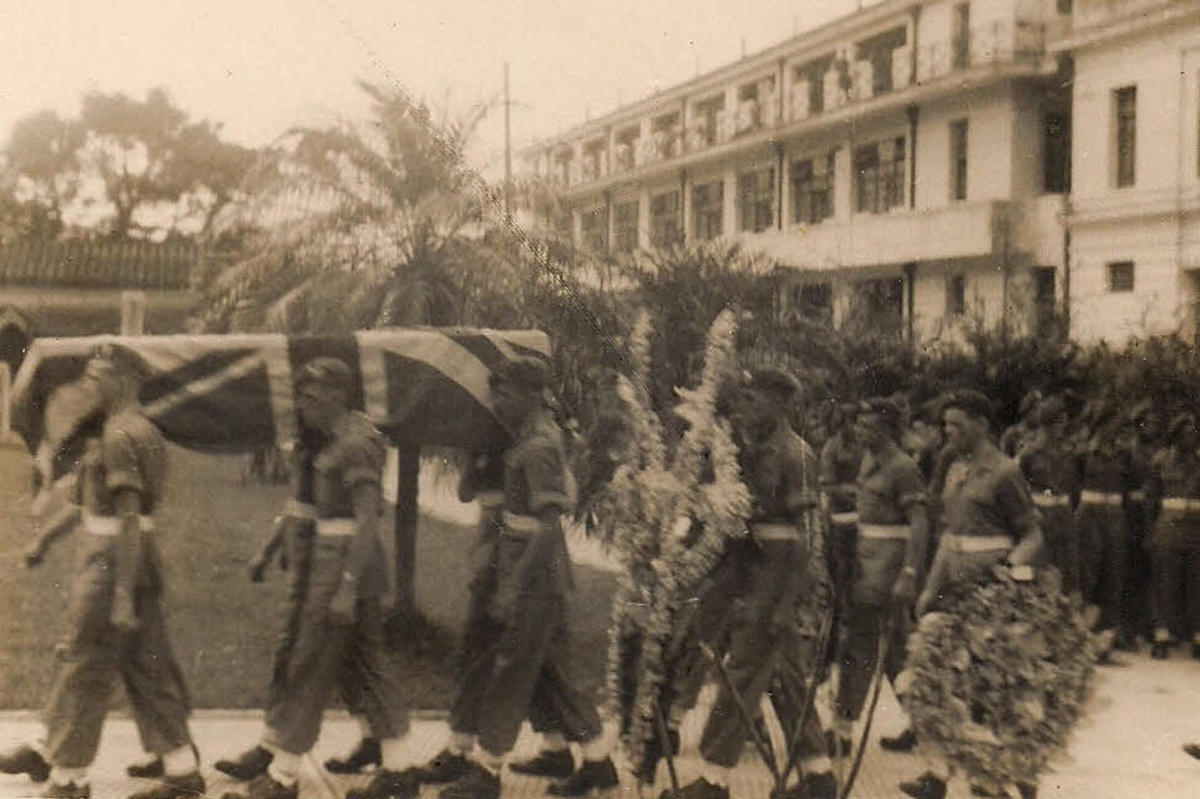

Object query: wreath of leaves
[901,568,1098,793]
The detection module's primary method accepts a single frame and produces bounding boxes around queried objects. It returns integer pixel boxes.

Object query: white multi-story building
[523,0,1074,341]
[1057,0,1200,345]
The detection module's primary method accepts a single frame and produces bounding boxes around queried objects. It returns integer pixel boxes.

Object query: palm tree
[193,81,492,334]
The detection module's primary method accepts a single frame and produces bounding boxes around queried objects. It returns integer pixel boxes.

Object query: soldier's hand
[23,541,46,569]
[328,579,357,625]
[891,568,919,605]
[111,594,139,633]
[248,556,267,583]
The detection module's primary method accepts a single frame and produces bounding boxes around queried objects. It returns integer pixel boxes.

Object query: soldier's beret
[940,389,994,424]
[859,396,905,433]
[296,357,354,393]
[742,367,801,403]
[489,356,551,392]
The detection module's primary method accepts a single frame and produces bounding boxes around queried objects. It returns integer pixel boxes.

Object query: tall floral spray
[596,308,751,780]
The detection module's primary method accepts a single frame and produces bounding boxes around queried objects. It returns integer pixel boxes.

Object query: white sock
[50,766,87,786]
[450,732,474,756]
[580,735,610,762]
[355,715,374,740]
[800,755,832,774]
[380,737,410,770]
[1155,626,1172,643]
[260,728,280,754]
[542,733,569,752]
[32,725,49,757]
[162,743,198,776]
[474,746,504,774]
[268,751,301,786]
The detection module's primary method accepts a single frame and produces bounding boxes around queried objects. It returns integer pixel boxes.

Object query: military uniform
[268,411,407,757]
[468,410,602,757]
[820,431,862,612]
[698,425,829,770]
[834,446,926,728]
[1017,430,1080,594]
[1074,436,1133,631]
[1145,445,1200,646]
[42,409,194,770]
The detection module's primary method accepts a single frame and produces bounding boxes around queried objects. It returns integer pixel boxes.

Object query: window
[950,119,969,201]
[952,3,971,69]
[946,274,966,316]
[692,180,725,240]
[793,54,834,114]
[1042,110,1070,193]
[855,26,907,96]
[650,191,682,248]
[1108,261,1134,292]
[1033,266,1056,334]
[583,139,606,181]
[555,150,572,184]
[694,95,725,147]
[615,126,640,172]
[581,208,608,253]
[737,167,775,232]
[796,282,833,322]
[791,152,835,225]
[1114,86,1137,188]
[854,137,906,213]
[652,112,681,160]
[614,200,639,254]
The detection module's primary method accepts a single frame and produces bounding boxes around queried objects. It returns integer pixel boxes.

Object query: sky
[0,0,873,179]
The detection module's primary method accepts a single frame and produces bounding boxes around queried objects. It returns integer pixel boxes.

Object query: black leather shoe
[325,738,381,774]
[880,728,919,752]
[127,771,206,799]
[548,757,618,796]
[899,771,947,799]
[126,758,164,779]
[634,726,679,784]
[345,768,419,799]
[824,729,852,758]
[1191,641,1200,660]
[42,781,90,799]
[802,771,837,799]
[215,746,274,781]
[657,777,729,799]
[508,749,574,778]
[439,762,500,799]
[412,749,471,784]
[0,744,51,782]
[221,772,297,799]
[1185,743,1200,761]
[1151,640,1171,660]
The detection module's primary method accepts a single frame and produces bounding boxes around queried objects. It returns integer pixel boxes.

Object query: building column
[831,276,855,328]
[776,142,787,230]
[638,187,652,250]
[681,170,693,242]
[834,144,853,222]
[722,165,738,237]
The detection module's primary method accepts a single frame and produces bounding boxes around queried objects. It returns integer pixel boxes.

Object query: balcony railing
[556,16,1048,189]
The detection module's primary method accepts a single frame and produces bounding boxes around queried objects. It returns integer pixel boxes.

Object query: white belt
[284,500,316,519]
[1033,493,1071,508]
[1080,490,1122,506]
[315,518,357,537]
[944,534,1011,553]
[831,511,859,525]
[1129,490,1147,502]
[477,491,506,510]
[753,522,799,541]
[82,510,154,536]
[502,511,542,535]
[857,523,909,541]
[1162,497,1200,512]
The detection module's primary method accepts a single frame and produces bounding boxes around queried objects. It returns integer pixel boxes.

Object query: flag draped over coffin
[11,328,551,459]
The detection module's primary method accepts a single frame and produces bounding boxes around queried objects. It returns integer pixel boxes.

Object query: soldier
[1122,401,1160,651]
[999,389,1042,457]
[820,402,863,626]
[674,368,835,799]
[436,357,616,799]
[1144,413,1200,660]
[1016,395,1081,597]
[0,344,201,799]
[899,389,1042,799]
[830,397,930,759]
[225,358,415,799]
[407,448,508,786]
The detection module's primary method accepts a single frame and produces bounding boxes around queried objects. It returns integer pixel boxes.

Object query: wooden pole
[0,362,10,443]
[120,290,146,335]
[392,446,421,630]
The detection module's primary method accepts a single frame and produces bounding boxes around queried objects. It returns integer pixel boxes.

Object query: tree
[3,110,85,237]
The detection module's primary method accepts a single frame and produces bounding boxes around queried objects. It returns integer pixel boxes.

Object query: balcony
[738,201,1008,270]
[917,18,1048,82]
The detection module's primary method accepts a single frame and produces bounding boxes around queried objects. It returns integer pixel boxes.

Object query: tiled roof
[0,239,198,290]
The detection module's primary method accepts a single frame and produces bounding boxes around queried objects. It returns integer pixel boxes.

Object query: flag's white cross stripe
[141,353,266,423]
[359,343,389,422]
[264,347,297,447]
[359,331,493,413]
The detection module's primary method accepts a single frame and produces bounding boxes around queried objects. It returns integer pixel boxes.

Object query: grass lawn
[0,442,615,711]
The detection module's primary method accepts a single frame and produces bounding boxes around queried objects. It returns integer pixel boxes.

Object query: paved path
[3,649,1200,799]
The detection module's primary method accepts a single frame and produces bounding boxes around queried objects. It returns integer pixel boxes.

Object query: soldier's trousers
[1149,547,1200,638]
[270,537,407,755]
[264,526,315,732]
[449,513,502,737]
[1077,503,1127,630]
[835,538,908,723]
[699,539,826,769]
[468,590,603,756]
[1038,504,1080,596]
[44,532,192,769]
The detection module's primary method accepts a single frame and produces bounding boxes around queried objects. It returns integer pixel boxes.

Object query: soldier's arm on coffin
[997,461,1044,568]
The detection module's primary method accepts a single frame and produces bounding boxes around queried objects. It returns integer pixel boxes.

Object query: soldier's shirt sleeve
[522,431,572,515]
[102,426,146,498]
[996,460,1039,535]
[340,419,386,490]
[893,455,928,510]
[818,439,837,487]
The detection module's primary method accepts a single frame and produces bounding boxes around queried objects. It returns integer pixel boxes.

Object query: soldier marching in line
[829,397,931,759]
[899,390,1043,799]
[223,358,415,799]
[434,357,617,799]
[0,345,202,799]
[1122,401,1160,652]
[671,368,836,799]
[819,403,862,659]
